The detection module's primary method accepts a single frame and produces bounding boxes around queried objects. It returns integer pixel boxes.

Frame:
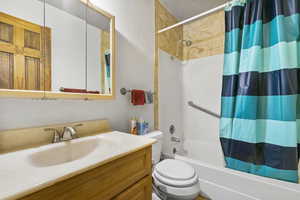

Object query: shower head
[179,40,193,47]
[175,39,193,58]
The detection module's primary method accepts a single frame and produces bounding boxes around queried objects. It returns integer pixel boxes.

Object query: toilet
[143,131,200,200]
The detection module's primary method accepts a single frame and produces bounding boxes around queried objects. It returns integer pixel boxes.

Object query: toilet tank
[143,131,163,164]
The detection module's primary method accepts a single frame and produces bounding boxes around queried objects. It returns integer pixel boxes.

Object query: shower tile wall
[182,54,224,164]
[157,0,225,157]
[159,50,183,156]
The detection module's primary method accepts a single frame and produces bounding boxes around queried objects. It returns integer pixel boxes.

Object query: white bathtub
[175,140,300,200]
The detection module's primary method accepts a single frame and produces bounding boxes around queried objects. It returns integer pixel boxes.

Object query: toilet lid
[153,159,198,187]
[155,159,196,180]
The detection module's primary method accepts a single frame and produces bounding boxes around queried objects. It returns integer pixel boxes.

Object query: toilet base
[152,192,161,200]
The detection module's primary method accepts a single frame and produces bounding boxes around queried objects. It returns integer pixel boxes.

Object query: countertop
[0,131,156,200]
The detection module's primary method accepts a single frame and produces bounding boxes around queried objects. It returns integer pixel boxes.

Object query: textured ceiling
[160,0,227,21]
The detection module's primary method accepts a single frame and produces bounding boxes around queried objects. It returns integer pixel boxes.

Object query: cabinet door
[0,12,51,91]
[113,176,152,200]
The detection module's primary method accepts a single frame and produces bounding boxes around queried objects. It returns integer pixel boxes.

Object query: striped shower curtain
[220,0,300,183]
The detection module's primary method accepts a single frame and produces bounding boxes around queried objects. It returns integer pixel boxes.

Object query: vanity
[0,120,155,200]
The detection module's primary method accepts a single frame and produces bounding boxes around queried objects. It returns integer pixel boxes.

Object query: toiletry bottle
[144,122,149,135]
[137,118,144,135]
[130,118,138,135]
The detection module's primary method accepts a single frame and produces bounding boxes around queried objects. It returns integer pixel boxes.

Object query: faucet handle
[44,128,61,143]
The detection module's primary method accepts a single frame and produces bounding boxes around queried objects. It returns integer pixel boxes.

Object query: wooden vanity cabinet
[113,176,152,200]
[20,146,152,200]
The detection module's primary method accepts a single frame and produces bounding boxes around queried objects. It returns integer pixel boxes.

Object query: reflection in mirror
[44,0,87,93]
[0,0,114,98]
[0,0,46,91]
[86,4,111,95]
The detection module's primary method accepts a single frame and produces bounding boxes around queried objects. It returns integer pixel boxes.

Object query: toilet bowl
[153,159,200,200]
[143,131,200,200]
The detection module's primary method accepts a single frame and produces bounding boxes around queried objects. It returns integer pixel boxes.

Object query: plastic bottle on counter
[130,118,138,135]
[137,118,143,135]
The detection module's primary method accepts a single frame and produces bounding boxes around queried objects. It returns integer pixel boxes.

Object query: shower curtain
[220,0,300,183]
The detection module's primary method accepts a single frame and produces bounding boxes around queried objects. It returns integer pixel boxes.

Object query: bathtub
[175,140,300,200]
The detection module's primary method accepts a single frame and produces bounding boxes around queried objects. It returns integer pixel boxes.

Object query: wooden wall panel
[157,0,183,60]
[24,30,41,50]
[0,22,13,43]
[25,56,40,90]
[41,27,52,91]
[0,52,13,89]
[183,10,225,60]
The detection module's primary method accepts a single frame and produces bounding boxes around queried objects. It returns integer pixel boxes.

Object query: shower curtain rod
[157,3,227,34]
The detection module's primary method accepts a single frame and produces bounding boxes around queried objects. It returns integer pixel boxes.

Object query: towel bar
[120,88,155,96]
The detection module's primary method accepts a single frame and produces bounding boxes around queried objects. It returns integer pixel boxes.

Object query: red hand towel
[60,87,87,93]
[87,91,100,94]
[131,90,146,106]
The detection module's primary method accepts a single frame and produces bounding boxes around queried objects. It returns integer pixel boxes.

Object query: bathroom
[0,0,299,199]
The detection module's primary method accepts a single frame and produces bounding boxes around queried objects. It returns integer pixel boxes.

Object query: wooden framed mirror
[0,0,115,100]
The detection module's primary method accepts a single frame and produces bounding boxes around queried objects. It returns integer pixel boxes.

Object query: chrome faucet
[44,124,82,143]
[61,126,78,141]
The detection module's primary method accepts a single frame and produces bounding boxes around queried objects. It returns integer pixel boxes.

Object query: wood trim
[80,0,114,19]
[0,41,16,54]
[0,89,116,100]
[0,89,44,98]
[154,0,160,130]
[44,91,116,100]
[110,16,116,99]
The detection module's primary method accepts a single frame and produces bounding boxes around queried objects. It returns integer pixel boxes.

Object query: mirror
[0,0,46,91]
[44,0,87,93]
[86,3,112,95]
[0,0,115,100]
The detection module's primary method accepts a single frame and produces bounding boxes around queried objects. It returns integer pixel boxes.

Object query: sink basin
[0,132,157,200]
[29,139,99,167]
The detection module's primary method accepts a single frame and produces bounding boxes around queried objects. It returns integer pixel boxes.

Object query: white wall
[0,0,154,132]
[159,50,183,156]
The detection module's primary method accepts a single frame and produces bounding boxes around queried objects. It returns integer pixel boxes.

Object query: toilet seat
[153,159,198,187]
[152,159,200,199]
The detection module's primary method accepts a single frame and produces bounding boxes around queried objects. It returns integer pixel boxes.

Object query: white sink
[29,139,99,167]
[0,131,156,200]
